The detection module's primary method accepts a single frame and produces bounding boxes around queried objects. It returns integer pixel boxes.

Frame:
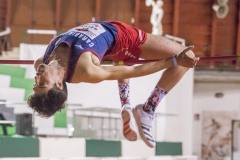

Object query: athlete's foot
[132,104,155,148]
[121,104,137,141]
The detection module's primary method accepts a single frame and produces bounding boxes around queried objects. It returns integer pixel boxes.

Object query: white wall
[192,81,240,158]
[20,43,47,78]
[0,87,25,102]
[39,137,86,157]
[67,69,195,155]
[164,69,194,155]
[67,73,160,108]
[121,140,155,157]
[0,75,11,87]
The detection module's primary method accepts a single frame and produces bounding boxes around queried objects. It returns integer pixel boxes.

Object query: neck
[49,60,67,81]
[48,45,70,80]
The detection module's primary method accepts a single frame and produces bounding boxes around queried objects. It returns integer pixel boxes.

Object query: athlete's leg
[133,34,194,148]
[140,34,192,112]
[140,34,195,60]
[118,79,137,141]
[118,79,131,107]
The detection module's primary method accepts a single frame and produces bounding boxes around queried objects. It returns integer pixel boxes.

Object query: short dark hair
[27,82,68,118]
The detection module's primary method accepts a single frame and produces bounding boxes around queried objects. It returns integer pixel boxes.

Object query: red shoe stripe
[124,119,130,126]
[124,124,130,130]
[124,128,131,135]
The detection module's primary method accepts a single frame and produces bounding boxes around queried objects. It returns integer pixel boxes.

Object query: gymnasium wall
[0,137,184,158]
[192,78,240,158]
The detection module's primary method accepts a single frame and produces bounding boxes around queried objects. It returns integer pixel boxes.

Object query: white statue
[146,0,164,35]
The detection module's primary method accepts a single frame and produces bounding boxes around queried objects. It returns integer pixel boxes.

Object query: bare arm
[93,59,168,82]
[72,46,198,83]
[73,52,171,83]
[100,46,198,80]
[81,60,169,83]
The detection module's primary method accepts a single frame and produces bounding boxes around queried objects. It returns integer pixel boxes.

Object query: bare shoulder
[34,56,43,70]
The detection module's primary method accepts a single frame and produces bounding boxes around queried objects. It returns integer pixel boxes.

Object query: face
[33,64,56,94]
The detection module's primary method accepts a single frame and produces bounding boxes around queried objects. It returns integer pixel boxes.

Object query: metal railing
[0,27,11,55]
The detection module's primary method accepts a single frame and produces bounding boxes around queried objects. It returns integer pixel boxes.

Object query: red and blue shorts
[103,21,147,61]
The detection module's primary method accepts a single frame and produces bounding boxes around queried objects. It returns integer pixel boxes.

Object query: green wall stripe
[0,137,182,157]
[0,126,16,136]
[0,65,34,100]
[54,107,67,128]
[0,137,39,157]
[10,77,34,89]
[86,139,121,157]
[0,65,26,78]
[155,142,182,156]
[25,89,33,100]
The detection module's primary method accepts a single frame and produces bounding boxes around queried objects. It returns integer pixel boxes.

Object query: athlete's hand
[176,46,199,68]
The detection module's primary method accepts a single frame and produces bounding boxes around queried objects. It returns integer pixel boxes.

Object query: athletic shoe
[121,104,137,141]
[132,104,155,148]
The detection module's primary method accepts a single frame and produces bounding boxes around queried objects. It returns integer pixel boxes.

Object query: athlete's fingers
[178,46,194,56]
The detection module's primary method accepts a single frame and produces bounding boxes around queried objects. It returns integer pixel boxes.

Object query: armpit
[91,53,101,66]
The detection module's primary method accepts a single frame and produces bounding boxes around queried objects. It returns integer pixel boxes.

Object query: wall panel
[11,0,32,26]
[3,0,240,70]
[32,0,55,28]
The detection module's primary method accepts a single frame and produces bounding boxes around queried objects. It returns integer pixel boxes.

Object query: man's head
[28,63,68,117]
[27,82,68,117]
